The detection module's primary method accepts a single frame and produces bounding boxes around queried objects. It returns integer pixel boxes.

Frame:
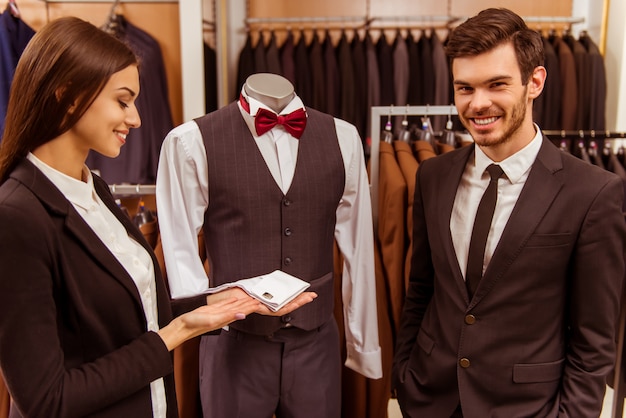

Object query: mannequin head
[244,73,295,113]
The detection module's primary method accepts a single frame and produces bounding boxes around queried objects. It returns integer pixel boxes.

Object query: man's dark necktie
[239,94,307,139]
[466,164,504,299]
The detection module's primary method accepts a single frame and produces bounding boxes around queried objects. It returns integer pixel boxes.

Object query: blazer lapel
[436,145,474,301]
[92,175,151,256]
[13,160,145,306]
[471,136,565,304]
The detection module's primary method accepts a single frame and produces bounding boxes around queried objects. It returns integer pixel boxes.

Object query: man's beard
[463,86,528,148]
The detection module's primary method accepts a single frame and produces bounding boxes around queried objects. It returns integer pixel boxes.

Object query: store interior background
[12,0,626,132]
[8,0,626,416]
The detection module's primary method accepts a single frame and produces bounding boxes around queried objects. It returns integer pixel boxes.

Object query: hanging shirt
[26,153,167,418]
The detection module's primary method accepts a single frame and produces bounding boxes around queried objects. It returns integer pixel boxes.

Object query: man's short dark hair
[445,8,544,84]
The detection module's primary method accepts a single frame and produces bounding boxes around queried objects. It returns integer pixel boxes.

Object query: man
[392,8,626,418]
[156,73,381,418]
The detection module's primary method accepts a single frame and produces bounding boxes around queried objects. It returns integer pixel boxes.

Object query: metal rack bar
[40,0,177,3]
[244,15,584,29]
[520,16,585,24]
[543,130,626,139]
[543,130,626,154]
[245,15,367,25]
[109,184,156,196]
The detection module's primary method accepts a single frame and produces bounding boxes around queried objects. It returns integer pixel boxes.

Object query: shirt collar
[238,87,306,137]
[473,124,542,183]
[26,152,97,211]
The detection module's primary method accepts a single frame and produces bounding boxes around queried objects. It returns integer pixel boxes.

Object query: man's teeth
[474,117,498,125]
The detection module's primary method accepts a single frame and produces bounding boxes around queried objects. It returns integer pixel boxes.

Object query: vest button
[284,227,292,236]
[465,314,476,325]
[283,199,291,206]
[281,315,292,323]
[284,257,292,266]
[459,358,471,368]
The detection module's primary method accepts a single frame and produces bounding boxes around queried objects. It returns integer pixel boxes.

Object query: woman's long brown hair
[0,16,137,183]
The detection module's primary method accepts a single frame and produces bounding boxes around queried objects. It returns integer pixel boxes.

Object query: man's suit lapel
[471,136,565,304]
[13,160,145,308]
[437,145,473,301]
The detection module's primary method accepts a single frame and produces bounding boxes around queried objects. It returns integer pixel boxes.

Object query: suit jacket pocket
[525,233,572,248]
[513,358,564,383]
[416,329,435,355]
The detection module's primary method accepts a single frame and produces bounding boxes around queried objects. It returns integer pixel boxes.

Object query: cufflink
[262,292,273,300]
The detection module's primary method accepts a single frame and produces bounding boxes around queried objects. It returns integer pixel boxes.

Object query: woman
[0,17,314,418]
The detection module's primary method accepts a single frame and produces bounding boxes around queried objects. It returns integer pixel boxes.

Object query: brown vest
[195,102,345,335]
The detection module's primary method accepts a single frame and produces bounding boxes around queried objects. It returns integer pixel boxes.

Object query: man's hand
[255,291,318,316]
[206,287,317,316]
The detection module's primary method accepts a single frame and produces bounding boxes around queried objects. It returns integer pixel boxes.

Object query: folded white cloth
[204,270,310,312]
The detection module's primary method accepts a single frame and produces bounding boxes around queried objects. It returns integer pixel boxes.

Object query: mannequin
[156,70,382,418]
[243,73,294,113]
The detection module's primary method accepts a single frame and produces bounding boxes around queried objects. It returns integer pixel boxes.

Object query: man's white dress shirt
[451,127,542,278]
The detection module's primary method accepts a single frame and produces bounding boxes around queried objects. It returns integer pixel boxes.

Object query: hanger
[558,139,570,153]
[381,106,394,144]
[397,105,411,143]
[101,0,122,36]
[8,0,20,18]
[417,105,437,149]
[441,104,456,147]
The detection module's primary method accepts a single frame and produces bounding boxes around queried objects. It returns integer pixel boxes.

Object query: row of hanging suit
[332,122,467,418]
[235,26,454,150]
[552,135,626,213]
[235,25,608,152]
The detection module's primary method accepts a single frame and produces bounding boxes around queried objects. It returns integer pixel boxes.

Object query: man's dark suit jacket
[0,159,205,417]
[393,136,626,417]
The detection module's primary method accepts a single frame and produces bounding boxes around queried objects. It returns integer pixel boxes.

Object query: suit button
[465,314,476,325]
[284,227,292,236]
[281,315,292,323]
[459,358,471,368]
[284,257,292,266]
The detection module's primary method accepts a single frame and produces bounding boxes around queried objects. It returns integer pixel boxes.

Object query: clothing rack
[369,105,458,230]
[543,130,626,154]
[109,184,156,196]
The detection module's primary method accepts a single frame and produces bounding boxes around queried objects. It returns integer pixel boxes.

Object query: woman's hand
[205,287,250,305]
[158,295,261,351]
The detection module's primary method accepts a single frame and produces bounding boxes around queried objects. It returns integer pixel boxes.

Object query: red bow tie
[239,94,307,139]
